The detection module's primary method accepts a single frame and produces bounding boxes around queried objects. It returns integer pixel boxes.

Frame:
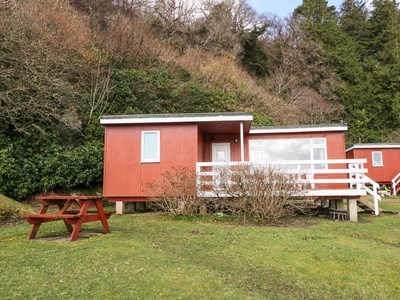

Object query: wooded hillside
[1,0,399,200]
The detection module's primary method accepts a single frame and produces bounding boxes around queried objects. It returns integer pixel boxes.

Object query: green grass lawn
[1,211,400,300]
[0,194,33,221]
[378,196,400,212]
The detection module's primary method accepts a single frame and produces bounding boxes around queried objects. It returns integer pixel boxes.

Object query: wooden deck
[196,159,379,222]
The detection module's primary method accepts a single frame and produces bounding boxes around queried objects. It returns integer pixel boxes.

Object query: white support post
[373,184,380,216]
[116,201,125,214]
[240,121,244,162]
[347,199,358,222]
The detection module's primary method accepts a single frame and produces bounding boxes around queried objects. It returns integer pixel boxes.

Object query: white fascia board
[346,144,400,151]
[249,126,347,134]
[100,115,253,125]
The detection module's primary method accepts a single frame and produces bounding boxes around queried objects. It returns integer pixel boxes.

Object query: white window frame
[141,131,160,163]
[249,138,327,170]
[372,151,383,167]
[310,138,327,169]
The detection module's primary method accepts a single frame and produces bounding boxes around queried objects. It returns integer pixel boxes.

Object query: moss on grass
[0,194,33,222]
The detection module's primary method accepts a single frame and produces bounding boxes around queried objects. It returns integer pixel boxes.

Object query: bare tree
[87,62,114,125]
[194,1,236,54]
[263,16,343,124]
[98,12,174,67]
[153,0,196,29]
[148,0,197,49]
[0,0,88,134]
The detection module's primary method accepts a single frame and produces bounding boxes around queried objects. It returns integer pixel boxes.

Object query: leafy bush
[40,140,104,192]
[0,135,104,200]
[111,67,239,115]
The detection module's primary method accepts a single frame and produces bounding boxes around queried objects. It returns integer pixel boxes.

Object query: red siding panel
[103,126,140,197]
[103,123,198,199]
[350,148,400,184]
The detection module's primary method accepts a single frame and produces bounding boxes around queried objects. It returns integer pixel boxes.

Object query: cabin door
[212,143,231,163]
[211,143,231,188]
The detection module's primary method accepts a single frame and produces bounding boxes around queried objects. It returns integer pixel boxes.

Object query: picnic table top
[24,195,111,241]
[36,195,104,201]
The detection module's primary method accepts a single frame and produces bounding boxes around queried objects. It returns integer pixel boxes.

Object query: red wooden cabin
[346,144,400,193]
[100,112,373,221]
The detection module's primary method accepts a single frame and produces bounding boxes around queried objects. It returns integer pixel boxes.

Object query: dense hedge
[0,135,103,200]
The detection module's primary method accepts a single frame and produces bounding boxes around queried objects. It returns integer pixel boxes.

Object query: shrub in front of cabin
[147,166,205,215]
[212,164,309,221]
[147,164,312,221]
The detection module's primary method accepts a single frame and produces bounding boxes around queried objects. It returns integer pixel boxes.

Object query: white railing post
[363,175,381,216]
[348,163,354,189]
[196,164,201,197]
[240,122,244,162]
[391,172,400,196]
[373,184,379,215]
[296,164,302,189]
[358,162,364,191]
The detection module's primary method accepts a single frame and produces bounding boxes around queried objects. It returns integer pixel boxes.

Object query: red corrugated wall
[103,124,198,200]
[347,148,400,184]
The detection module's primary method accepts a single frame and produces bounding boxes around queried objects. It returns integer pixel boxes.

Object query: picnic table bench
[23,195,112,241]
[329,210,347,221]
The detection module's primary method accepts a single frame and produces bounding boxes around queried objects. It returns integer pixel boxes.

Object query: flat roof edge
[250,125,347,134]
[346,143,400,151]
[100,112,253,125]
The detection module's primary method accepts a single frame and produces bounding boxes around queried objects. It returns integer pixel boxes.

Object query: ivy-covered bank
[1,0,400,200]
[0,135,103,200]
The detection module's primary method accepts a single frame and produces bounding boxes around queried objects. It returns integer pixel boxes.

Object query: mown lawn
[1,208,400,300]
[378,196,400,212]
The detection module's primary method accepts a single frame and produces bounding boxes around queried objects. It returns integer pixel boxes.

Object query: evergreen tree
[294,0,339,45]
[296,0,400,142]
[339,0,369,58]
[336,0,374,143]
[367,0,400,134]
[240,24,272,77]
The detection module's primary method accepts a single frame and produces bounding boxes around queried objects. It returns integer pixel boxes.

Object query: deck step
[357,198,382,213]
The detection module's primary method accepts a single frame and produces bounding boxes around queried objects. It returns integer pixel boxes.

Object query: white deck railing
[197,159,381,213]
[362,175,381,215]
[392,172,400,196]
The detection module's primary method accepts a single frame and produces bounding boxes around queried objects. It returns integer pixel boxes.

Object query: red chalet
[346,144,400,195]
[100,112,380,221]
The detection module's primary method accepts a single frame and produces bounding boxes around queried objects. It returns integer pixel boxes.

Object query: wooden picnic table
[23,195,111,241]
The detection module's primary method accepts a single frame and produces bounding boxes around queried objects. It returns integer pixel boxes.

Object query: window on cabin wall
[372,151,383,167]
[141,131,160,162]
[249,138,327,170]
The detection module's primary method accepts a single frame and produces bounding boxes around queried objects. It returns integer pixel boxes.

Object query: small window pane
[250,149,263,162]
[263,139,311,161]
[250,140,263,147]
[313,148,326,160]
[248,138,327,170]
[312,139,325,145]
[372,152,383,166]
[313,148,326,169]
[142,131,159,162]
